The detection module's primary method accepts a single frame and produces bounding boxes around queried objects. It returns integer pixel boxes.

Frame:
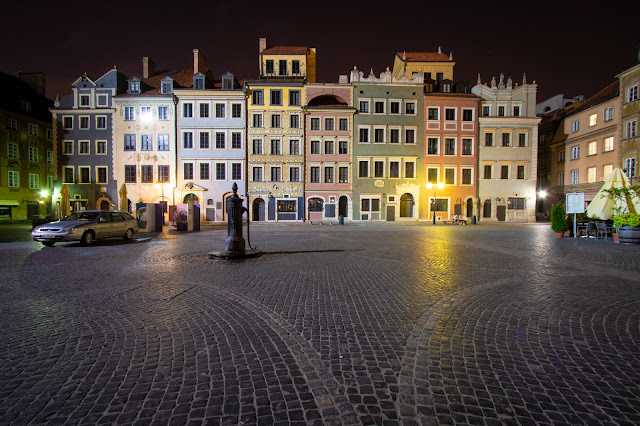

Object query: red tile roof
[567,80,619,116]
[261,46,308,55]
[398,52,451,62]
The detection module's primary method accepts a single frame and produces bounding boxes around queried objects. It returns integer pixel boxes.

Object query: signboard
[566,192,585,214]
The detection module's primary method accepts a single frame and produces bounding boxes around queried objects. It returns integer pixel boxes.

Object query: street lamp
[426,181,444,224]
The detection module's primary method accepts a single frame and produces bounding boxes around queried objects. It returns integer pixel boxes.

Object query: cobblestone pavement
[1,222,639,425]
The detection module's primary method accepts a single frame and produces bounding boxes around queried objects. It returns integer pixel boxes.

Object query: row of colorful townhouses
[2,39,639,223]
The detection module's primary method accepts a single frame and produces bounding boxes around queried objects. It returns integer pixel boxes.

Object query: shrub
[613,213,640,228]
[551,203,567,233]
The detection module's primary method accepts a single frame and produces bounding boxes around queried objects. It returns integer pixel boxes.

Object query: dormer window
[161,77,173,94]
[222,73,234,90]
[128,78,141,94]
[193,73,205,90]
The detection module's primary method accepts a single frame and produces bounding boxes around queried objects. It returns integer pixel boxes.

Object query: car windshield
[61,212,100,221]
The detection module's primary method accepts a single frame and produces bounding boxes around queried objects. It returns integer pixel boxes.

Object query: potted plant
[550,203,567,238]
[613,213,640,244]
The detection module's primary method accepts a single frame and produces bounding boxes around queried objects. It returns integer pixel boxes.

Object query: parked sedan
[31,210,139,247]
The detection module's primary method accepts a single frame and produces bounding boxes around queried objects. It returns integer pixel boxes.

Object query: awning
[0,200,20,206]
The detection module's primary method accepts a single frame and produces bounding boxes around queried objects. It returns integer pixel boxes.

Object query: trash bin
[338,215,344,225]
[471,215,476,224]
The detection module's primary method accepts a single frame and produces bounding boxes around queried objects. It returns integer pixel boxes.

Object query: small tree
[551,203,567,233]
[601,185,640,216]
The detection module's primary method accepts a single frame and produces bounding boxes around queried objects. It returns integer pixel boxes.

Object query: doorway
[252,198,265,221]
[338,196,348,218]
[399,193,414,218]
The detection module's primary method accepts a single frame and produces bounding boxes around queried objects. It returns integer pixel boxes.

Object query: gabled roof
[261,46,308,55]
[397,52,451,62]
[566,81,619,117]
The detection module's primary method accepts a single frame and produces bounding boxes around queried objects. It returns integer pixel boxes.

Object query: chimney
[193,49,208,75]
[142,57,156,79]
[259,37,267,53]
[19,72,46,97]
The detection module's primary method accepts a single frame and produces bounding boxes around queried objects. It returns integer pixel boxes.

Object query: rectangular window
[389,129,400,144]
[462,168,472,185]
[518,134,526,147]
[428,138,439,155]
[624,158,636,179]
[603,164,612,178]
[627,85,638,103]
[28,147,39,162]
[216,163,226,180]
[29,173,39,189]
[124,165,136,183]
[252,114,263,128]
[292,60,300,74]
[184,163,194,180]
[604,137,614,152]
[288,139,299,155]
[498,106,505,117]
[405,129,415,144]
[183,103,193,118]
[96,116,106,129]
[215,104,225,118]
[462,138,473,155]
[373,161,384,178]
[485,133,493,147]
[571,169,579,184]
[231,163,242,181]
[155,165,168,183]
[359,128,369,143]
[445,168,455,184]
[252,139,263,155]
[339,141,348,154]
[64,141,74,154]
[445,108,456,121]
[157,134,169,151]
[587,167,597,183]
[310,140,320,155]
[428,108,439,120]
[310,166,320,183]
[310,118,320,130]
[571,145,579,159]
[339,118,348,131]
[405,162,415,179]
[158,106,168,121]
[558,172,565,185]
[140,165,153,183]
[279,60,287,75]
[427,168,438,184]
[390,101,400,114]
[482,106,490,116]
[405,102,416,115]
[200,132,210,149]
[501,165,509,179]
[325,166,334,183]
[215,133,225,149]
[444,138,456,155]
[271,114,281,128]
[462,109,473,121]
[199,103,209,118]
[200,163,210,180]
[626,120,637,139]
[183,132,193,149]
[517,165,525,180]
[63,167,74,184]
[231,103,242,118]
[270,90,282,106]
[79,116,89,129]
[588,141,597,156]
[359,100,370,113]
[324,140,334,154]
[325,118,334,131]
[374,128,385,143]
[289,167,300,182]
[513,106,520,117]
[124,106,135,121]
[270,167,281,182]
[270,139,281,155]
[589,113,597,127]
[47,150,54,163]
[572,120,579,132]
[508,198,526,210]
[290,114,299,128]
[484,165,492,179]
[289,90,300,106]
[141,134,152,151]
[124,134,136,151]
[79,95,90,107]
[231,133,242,149]
[558,150,566,162]
[389,162,399,178]
[358,160,369,178]
[265,60,274,74]
[339,167,349,183]
[374,101,385,114]
[502,133,510,147]
[604,107,614,122]
[78,141,89,155]
[252,90,263,105]
[97,167,107,184]
[252,167,263,182]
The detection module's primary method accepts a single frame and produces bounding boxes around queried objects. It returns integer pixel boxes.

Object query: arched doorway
[466,198,473,218]
[338,196,348,218]
[400,193,414,218]
[100,200,110,210]
[183,193,199,204]
[252,198,265,221]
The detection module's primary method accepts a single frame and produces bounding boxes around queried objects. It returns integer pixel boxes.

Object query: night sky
[3,1,638,104]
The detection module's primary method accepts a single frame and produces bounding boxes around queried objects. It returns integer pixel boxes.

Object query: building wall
[618,62,640,182]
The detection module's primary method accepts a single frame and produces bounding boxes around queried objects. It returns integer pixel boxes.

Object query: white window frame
[427,107,440,121]
[405,100,417,115]
[604,136,614,152]
[8,143,19,159]
[587,141,597,156]
[373,126,386,144]
[571,169,579,185]
[8,170,19,188]
[29,173,39,189]
[427,137,440,155]
[625,120,637,139]
[389,126,401,144]
[627,85,638,103]
[461,167,474,185]
[359,99,370,114]
[358,126,371,144]
[96,140,107,155]
[97,94,108,107]
[426,167,440,184]
[571,145,579,160]
[389,99,402,115]
[78,140,90,155]
[404,127,417,144]
[571,120,579,133]
[373,99,386,115]
[604,106,614,122]
[403,160,416,179]
[358,159,370,178]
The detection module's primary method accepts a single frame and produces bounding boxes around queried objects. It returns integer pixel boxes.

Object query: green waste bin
[471,216,476,224]
[338,215,344,225]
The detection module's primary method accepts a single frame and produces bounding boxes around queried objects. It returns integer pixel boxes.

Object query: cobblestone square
[1,223,639,425]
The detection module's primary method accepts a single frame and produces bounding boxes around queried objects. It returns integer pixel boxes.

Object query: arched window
[308,197,323,212]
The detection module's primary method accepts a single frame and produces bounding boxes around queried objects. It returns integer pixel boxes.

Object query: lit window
[604,137,614,152]
[589,114,597,127]
[587,167,597,183]
[588,141,597,156]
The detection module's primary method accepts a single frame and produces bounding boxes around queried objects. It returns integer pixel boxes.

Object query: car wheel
[80,231,94,246]
[123,228,134,241]
[42,242,55,247]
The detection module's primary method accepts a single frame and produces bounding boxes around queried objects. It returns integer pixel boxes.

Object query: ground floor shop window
[508,197,525,210]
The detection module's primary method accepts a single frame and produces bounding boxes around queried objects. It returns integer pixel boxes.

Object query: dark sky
[3,1,638,104]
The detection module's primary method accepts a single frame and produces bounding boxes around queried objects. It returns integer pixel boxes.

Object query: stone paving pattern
[0,223,639,425]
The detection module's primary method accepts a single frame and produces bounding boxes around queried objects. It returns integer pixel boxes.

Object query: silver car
[31,210,139,247]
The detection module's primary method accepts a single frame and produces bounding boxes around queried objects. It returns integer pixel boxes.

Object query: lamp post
[426,182,444,224]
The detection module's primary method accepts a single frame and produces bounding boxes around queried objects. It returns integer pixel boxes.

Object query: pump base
[209,250,262,260]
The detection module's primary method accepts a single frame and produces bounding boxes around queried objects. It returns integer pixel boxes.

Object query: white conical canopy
[585,168,639,219]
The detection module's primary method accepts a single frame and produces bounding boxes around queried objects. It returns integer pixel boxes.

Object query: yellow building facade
[392,50,455,82]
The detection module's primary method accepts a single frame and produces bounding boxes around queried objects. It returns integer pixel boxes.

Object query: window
[339,141,348,154]
[129,80,140,94]
[588,141,597,156]
[252,90,263,105]
[627,85,638,103]
[359,128,369,143]
[405,162,415,179]
[8,143,18,159]
[485,133,493,147]
[513,106,520,117]
[252,139,263,155]
[64,141,74,154]
[292,60,300,75]
[405,129,415,144]
[29,173,39,189]
[215,104,225,118]
[157,134,169,151]
[310,166,320,183]
[7,117,18,130]
[183,103,193,118]
[502,133,510,147]
[308,197,323,212]
[270,167,281,182]
[626,120,637,139]
[252,167,263,182]
[289,90,301,106]
[279,60,287,75]
[462,139,473,155]
[199,103,209,118]
[158,106,168,121]
[28,147,39,162]
[215,133,225,149]
[501,165,509,179]
[462,109,473,121]
[200,163,210,180]
[508,198,526,210]
[389,162,400,178]
[79,95,90,107]
[572,120,579,133]
[461,168,472,185]
[390,101,400,114]
[427,168,438,184]
[571,169,579,185]
[558,172,565,185]
[518,134,526,147]
[79,141,89,155]
[374,101,385,114]
[310,118,320,130]
[194,75,205,90]
[252,114,263,128]
[445,168,455,184]
[216,163,226,180]
[265,60,274,74]
[558,150,565,162]
[339,118,348,131]
[445,108,456,121]
[604,137,614,152]
[124,106,135,121]
[325,118,334,131]
[290,167,300,182]
[200,132,210,149]
[339,167,349,183]
[231,163,242,180]
[604,107,614,122]
[433,199,448,212]
[517,165,525,180]
[231,103,242,118]
[390,129,400,144]
[358,160,369,178]
[428,138,439,155]
[47,150,53,163]
[359,100,370,113]
[498,106,505,117]
[374,128,385,143]
[140,165,153,183]
[587,167,597,183]
[325,166,334,183]
[290,114,299,128]
[482,105,490,116]
[427,108,439,120]
[183,163,194,180]
[97,167,107,184]
[125,165,136,183]
[589,113,597,127]
[324,140,334,155]
[405,102,416,115]
[270,139,281,155]
[232,133,242,149]
[270,90,282,105]
[141,134,152,151]
[8,170,19,188]
[96,116,106,129]
[374,161,384,178]
[310,140,320,155]
[124,134,136,151]
[603,164,613,178]
[79,116,89,129]
[571,145,579,159]
[484,165,492,179]
[624,158,636,179]
[444,138,456,155]
[271,114,281,128]
[183,132,193,149]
